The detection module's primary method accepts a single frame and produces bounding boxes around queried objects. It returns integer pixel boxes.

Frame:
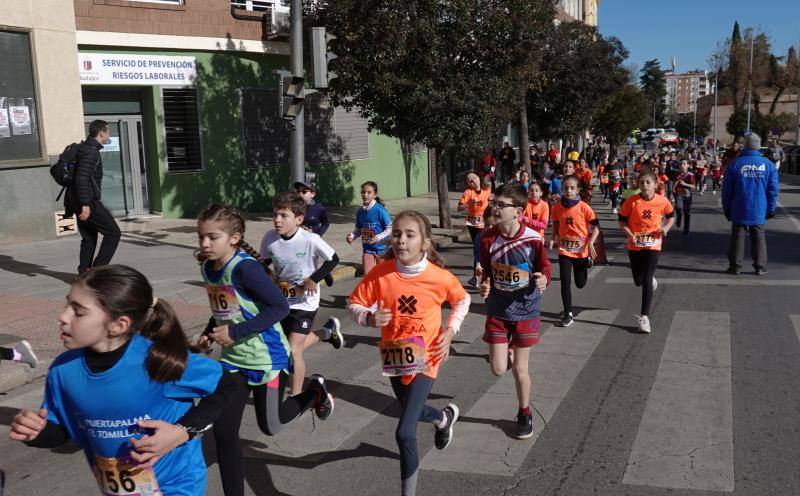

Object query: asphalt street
[2,175,800,496]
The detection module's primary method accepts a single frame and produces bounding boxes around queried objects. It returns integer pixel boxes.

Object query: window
[128,0,183,4]
[0,30,44,166]
[240,88,369,168]
[162,88,203,172]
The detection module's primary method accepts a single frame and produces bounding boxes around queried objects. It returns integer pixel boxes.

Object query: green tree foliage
[591,84,648,151]
[639,59,667,126]
[674,112,710,144]
[306,0,555,228]
[527,21,629,141]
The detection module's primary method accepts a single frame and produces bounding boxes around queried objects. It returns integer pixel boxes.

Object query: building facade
[664,70,710,115]
[0,0,429,243]
[556,0,600,26]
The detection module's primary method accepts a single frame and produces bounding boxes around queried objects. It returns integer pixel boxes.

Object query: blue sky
[599,1,800,76]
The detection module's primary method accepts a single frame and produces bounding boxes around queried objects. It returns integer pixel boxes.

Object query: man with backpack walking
[64,119,121,273]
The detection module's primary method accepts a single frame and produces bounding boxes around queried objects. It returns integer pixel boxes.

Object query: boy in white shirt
[260,192,344,395]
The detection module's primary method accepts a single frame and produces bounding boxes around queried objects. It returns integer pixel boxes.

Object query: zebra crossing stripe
[420,309,619,476]
[791,315,800,343]
[606,277,800,286]
[623,311,734,492]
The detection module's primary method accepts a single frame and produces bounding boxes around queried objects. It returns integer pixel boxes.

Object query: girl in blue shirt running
[10,265,237,496]
[346,181,392,276]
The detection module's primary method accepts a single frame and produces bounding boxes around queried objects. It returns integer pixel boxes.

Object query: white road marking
[623,311,733,492]
[605,277,800,286]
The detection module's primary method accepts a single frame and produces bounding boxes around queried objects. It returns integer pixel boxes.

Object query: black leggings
[467,226,482,244]
[558,255,589,314]
[214,371,317,496]
[390,375,442,484]
[628,249,660,315]
[0,346,13,361]
[675,195,692,234]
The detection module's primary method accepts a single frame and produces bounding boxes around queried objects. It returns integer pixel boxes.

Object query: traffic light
[311,27,337,89]
[282,75,304,119]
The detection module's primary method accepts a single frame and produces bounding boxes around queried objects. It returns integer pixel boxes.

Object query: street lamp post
[289,0,305,185]
[746,28,755,133]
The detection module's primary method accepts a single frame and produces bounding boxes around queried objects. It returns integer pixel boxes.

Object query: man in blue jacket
[722,133,779,275]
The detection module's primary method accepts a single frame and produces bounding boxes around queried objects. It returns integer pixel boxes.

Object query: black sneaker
[434,403,459,450]
[585,257,594,269]
[323,274,335,287]
[308,374,334,420]
[725,266,740,275]
[322,317,344,350]
[558,312,574,327]
[515,410,534,439]
[754,268,767,276]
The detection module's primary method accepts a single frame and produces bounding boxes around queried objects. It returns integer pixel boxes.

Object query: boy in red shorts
[479,182,552,439]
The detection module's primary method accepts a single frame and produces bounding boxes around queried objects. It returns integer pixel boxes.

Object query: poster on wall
[9,106,31,135]
[0,107,9,138]
[78,53,197,86]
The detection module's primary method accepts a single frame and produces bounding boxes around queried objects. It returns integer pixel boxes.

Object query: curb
[0,228,470,396]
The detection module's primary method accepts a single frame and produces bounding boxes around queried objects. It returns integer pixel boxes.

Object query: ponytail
[140,299,188,383]
[76,265,189,383]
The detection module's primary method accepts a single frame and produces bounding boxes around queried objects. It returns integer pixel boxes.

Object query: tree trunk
[769,86,785,115]
[517,88,530,174]
[435,146,452,230]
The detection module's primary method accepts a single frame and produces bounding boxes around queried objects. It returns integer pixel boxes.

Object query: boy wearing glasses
[479,182,551,439]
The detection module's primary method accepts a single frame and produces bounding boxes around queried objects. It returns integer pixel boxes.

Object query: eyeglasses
[490,200,516,210]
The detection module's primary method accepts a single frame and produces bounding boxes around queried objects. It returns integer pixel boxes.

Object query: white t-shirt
[259,228,335,312]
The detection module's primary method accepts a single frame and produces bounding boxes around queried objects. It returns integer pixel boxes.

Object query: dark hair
[76,265,187,383]
[638,168,658,183]
[88,120,108,138]
[529,181,544,193]
[272,191,307,217]
[494,181,528,208]
[383,210,445,267]
[361,181,385,206]
[562,175,581,188]
[196,203,270,270]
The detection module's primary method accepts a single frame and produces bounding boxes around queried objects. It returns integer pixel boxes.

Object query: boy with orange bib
[618,170,675,333]
[550,176,600,327]
[479,182,551,439]
[348,210,470,496]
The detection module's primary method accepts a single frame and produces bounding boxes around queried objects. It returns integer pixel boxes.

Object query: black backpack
[50,141,82,200]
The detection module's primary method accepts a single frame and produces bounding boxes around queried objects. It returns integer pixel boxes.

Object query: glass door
[83,116,148,217]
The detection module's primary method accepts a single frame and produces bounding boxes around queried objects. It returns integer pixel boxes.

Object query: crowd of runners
[2,137,772,496]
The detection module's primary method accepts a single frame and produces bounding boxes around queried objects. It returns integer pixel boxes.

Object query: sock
[401,471,418,496]
[434,411,447,429]
[13,349,22,361]
[519,406,531,416]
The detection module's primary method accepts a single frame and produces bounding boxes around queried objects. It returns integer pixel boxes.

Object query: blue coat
[722,149,779,225]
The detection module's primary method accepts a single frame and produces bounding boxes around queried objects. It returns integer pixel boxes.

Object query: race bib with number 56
[94,455,162,496]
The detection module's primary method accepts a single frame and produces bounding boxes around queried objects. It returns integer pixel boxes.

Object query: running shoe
[611,207,618,214]
[14,340,38,368]
[322,317,344,350]
[467,276,479,289]
[755,268,767,276]
[652,277,658,291]
[712,190,717,195]
[725,266,740,275]
[558,312,574,327]
[308,374,334,420]
[434,403,460,450]
[637,315,651,334]
[515,410,534,439]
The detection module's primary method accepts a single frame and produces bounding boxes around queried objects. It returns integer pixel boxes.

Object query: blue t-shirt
[355,203,391,254]
[42,334,222,496]
[551,176,563,196]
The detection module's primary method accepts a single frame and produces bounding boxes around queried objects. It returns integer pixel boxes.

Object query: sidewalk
[0,192,468,394]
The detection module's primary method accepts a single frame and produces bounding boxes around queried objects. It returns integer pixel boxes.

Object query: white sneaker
[637,315,651,334]
[611,207,618,214]
[467,276,479,289]
[712,190,716,195]
[14,340,38,368]
[652,277,658,291]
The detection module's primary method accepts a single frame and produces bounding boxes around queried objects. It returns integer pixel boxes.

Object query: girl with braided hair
[195,203,334,496]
